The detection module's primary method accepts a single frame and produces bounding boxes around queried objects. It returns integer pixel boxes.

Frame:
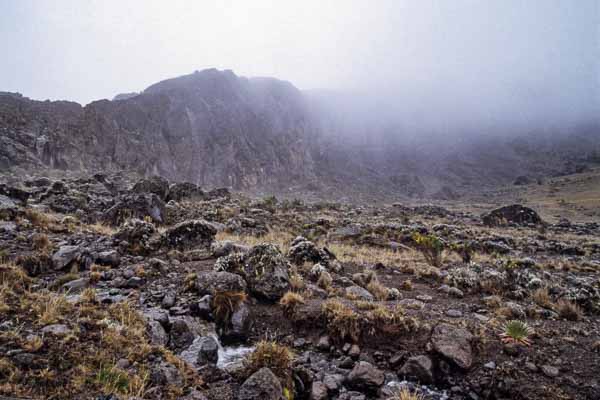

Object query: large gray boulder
[197,271,247,295]
[215,244,290,301]
[132,176,170,201]
[113,218,157,254]
[482,204,542,227]
[104,193,166,226]
[431,323,474,369]
[346,361,384,392]
[398,355,434,384]
[0,195,19,220]
[52,245,84,270]
[167,182,205,202]
[238,367,283,400]
[161,219,216,251]
[287,236,332,266]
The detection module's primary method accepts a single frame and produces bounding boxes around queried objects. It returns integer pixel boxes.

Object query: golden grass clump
[390,387,426,400]
[289,269,306,291]
[211,291,247,325]
[556,299,583,321]
[532,287,553,309]
[279,291,305,318]
[245,341,294,390]
[317,271,333,290]
[326,243,418,269]
[321,299,361,343]
[366,279,390,301]
[32,233,50,251]
[24,208,51,229]
[216,230,294,253]
[0,263,203,399]
[83,223,117,236]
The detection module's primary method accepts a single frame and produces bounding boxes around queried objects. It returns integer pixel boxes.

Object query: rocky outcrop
[482,204,543,227]
[214,244,291,301]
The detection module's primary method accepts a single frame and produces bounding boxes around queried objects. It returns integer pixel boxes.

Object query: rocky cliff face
[0,69,319,191]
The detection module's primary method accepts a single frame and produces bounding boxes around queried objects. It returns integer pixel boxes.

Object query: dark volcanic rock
[346,361,385,392]
[513,175,532,186]
[161,219,216,251]
[431,323,474,369]
[399,355,434,384]
[482,204,543,227]
[238,367,283,400]
[167,182,205,202]
[104,194,166,226]
[132,176,170,201]
[197,271,247,295]
[215,244,290,301]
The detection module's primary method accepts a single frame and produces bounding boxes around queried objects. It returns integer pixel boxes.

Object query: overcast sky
[0,0,598,128]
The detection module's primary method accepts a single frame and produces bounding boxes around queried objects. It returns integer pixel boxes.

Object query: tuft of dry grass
[321,299,361,343]
[556,299,583,321]
[288,268,305,291]
[0,262,202,399]
[367,279,389,301]
[211,291,247,325]
[391,387,426,400]
[279,291,305,318]
[83,223,117,236]
[532,287,553,309]
[327,243,418,269]
[32,233,50,251]
[216,230,294,253]
[245,341,294,390]
[390,387,426,400]
[317,271,333,290]
[24,209,51,229]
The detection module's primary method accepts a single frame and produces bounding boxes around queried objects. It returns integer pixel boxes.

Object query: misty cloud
[1,0,598,133]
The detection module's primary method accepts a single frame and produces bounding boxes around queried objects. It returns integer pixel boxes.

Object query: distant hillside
[1,69,598,200]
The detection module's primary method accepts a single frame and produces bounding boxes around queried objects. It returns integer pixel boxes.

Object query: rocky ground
[0,172,599,400]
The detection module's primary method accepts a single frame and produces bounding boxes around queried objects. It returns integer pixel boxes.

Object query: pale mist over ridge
[1,0,598,138]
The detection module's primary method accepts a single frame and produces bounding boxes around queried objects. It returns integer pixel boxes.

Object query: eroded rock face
[431,323,474,369]
[482,204,542,227]
[0,69,319,192]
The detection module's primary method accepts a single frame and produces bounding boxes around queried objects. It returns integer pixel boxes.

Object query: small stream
[179,333,255,370]
[213,334,255,369]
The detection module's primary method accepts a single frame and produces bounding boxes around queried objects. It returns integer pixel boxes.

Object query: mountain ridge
[1,68,599,200]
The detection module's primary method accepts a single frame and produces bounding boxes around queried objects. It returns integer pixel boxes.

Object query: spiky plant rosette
[500,320,534,346]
